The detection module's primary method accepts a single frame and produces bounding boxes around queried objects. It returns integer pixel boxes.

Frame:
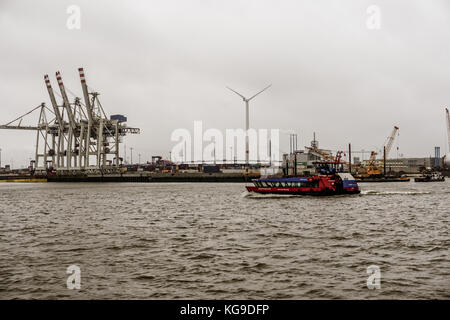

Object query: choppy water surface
[0,181,449,299]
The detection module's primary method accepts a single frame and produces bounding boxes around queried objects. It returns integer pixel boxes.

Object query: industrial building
[282,134,334,176]
[360,156,446,174]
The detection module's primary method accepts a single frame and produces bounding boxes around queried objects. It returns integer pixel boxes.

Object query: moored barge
[414,171,445,182]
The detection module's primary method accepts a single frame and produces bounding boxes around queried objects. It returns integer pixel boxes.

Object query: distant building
[360,157,435,173]
[282,147,333,175]
[435,147,440,167]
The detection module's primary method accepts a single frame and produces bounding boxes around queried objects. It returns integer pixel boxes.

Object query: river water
[0,181,449,299]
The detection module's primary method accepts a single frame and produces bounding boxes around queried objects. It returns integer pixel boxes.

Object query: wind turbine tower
[445,108,450,166]
[227,84,271,165]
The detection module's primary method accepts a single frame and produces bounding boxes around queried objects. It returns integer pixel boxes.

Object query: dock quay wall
[46,172,260,182]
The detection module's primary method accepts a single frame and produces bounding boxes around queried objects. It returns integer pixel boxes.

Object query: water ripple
[0,181,449,299]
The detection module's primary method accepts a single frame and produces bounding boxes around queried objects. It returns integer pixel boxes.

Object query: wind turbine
[227,84,271,165]
[445,108,450,166]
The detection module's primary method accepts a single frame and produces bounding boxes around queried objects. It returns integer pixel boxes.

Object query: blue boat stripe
[253,178,310,182]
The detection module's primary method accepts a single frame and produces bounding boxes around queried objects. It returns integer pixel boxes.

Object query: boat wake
[242,191,303,199]
[361,190,431,196]
[243,190,433,198]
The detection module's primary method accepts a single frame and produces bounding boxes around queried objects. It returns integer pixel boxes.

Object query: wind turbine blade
[248,84,272,101]
[226,86,246,100]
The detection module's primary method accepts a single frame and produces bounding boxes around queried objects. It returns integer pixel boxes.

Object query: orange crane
[362,126,399,177]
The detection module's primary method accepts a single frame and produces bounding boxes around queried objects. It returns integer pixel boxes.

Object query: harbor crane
[0,68,140,174]
[364,126,399,176]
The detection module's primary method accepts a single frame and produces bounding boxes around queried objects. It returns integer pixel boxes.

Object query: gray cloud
[1,0,449,167]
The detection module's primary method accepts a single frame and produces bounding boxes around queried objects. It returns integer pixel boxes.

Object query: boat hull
[356,177,410,183]
[246,186,360,196]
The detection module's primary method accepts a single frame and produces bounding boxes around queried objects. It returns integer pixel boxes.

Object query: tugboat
[414,171,445,182]
[246,160,360,196]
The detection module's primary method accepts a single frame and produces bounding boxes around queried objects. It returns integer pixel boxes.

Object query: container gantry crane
[0,68,140,174]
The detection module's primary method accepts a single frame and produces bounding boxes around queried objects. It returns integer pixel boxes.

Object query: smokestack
[348,143,352,174]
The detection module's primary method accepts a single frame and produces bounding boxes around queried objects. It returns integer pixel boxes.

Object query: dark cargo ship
[414,171,445,182]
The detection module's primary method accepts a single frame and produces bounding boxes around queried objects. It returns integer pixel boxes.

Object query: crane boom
[44,75,63,125]
[78,67,95,123]
[368,151,377,166]
[384,126,399,159]
[55,71,76,129]
[0,125,39,130]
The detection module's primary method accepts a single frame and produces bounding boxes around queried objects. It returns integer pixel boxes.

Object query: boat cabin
[252,177,319,188]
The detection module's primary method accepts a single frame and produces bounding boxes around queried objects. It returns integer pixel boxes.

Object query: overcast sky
[1,0,449,167]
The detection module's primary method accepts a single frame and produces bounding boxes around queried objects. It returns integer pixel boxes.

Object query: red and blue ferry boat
[246,161,360,196]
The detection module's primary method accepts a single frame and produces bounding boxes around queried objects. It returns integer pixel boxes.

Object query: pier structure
[0,68,140,175]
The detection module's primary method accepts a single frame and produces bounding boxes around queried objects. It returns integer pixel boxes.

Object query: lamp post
[130,147,133,165]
